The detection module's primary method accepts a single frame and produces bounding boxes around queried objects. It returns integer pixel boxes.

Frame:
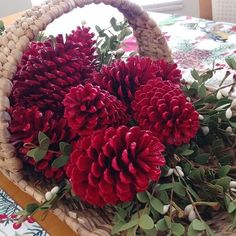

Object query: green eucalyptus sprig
[25,131,72,169]
[16,180,71,222]
[0,20,5,35]
[111,58,236,236]
[95,17,133,68]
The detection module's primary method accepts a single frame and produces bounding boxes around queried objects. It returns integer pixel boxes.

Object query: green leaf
[111,220,126,235]
[180,149,194,156]
[0,20,5,35]
[159,190,170,205]
[110,17,121,31]
[212,139,225,155]
[59,142,72,156]
[95,25,106,37]
[27,148,38,158]
[229,117,236,129]
[216,176,231,191]
[218,165,231,177]
[194,153,209,165]
[187,224,200,236]
[109,35,118,50]
[173,182,186,197]
[192,219,205,231]
[226,57,236,70]
[138,214,154,230]
[119,218,138,231]
[186,184,200,201]
[126,226,138,236]
[15,210,29,216]
[164,216,171,228]
[176,144,190,154]
[27,148,47,162]
[171,223,185,235]
[228,201,236,214]
[39,202,52,210]
[157,183,173,191]
[51,155,69,169]
[116,208,127,220]
[142,229,157,236]
[188,168,205,182]
[205,95,218,103]
[25,203,39,214]
[204,222,215,236]
[137,192,149,203]
[118,28,132,41]
[38,131,50,150]
[155,218,168,231]
[198,84,207,98]
[191,69,201,80]
[150,197,164,213]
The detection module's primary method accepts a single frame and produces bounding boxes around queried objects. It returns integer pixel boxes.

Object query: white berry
[165,168,174,177]
[188,209,197,222]
[201,126,209,136]
[45,191,53,201]
[162,205,170,214]
[51,186,60,194]
[230,181,236,188]
[216,91,223,100]
[225,108,233,119]
[198,114,204,120]
[184,204,193,215]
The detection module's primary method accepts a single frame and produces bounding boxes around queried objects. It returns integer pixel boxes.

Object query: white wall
[138,0,200,17]
[0,0,32,17]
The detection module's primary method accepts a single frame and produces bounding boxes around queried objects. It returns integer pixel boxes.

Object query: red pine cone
[63,83,129,136]
[9,105,76,181]
[66,126,165,207]
[93,56,181,106]
[11,26,97,113]
[132,80,199,146]
[155,59,182,85]
[93,56,159,105]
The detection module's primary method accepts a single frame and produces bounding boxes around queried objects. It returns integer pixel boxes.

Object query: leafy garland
[2,17,236,236]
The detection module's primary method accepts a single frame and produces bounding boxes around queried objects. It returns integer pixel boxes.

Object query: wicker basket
[0,0,173,235]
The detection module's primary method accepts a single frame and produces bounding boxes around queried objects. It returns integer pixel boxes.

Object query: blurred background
[1,1,236,24]
[0,0,201,18]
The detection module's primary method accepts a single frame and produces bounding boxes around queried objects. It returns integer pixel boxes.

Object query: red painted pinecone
[9,105,76,181]
[132,79,199,146]
[63,83,129,136]
[93,56,181,106]
[93,56,159,106]
[155,59,182,85]
[11,26,97,113]
[66,126,165,207]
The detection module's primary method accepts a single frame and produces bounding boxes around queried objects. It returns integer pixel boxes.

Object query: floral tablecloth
[123,13,236,96]
[0,189,49,236]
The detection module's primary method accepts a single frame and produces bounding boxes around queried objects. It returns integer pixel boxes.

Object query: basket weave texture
[0,0,172,235]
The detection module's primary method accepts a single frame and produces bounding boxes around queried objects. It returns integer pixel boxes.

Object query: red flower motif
[93,56,159,105]
[63,83,129,136]
[11,26,97,113]
[27,216,35,223]
[66,126,165,207]
[0,214,7,220]
[132,80,199,146]
[9,105,76,181]
[13,223,22,230]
